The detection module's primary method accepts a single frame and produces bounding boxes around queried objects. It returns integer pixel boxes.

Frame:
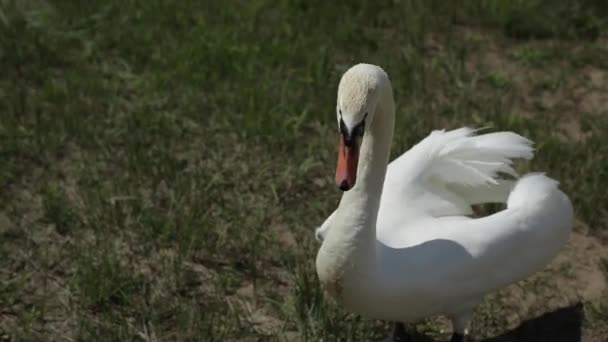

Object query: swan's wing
[383,127,534,216]
[378,174,573,295]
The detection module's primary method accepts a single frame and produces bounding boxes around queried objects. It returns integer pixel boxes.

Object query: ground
[1,1,608,341]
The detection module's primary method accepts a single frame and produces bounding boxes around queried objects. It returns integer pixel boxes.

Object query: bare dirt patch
[461,34,608,143]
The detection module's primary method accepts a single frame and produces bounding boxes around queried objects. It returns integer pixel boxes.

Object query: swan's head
[334,63,388,191]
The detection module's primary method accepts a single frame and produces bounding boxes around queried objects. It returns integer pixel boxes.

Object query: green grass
[1,0,608,340]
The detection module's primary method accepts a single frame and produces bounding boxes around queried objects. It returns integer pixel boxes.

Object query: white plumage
[314,63,573,339]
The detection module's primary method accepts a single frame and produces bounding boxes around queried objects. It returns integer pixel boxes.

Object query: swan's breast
[319,276,344,300]
[315,249,346,301]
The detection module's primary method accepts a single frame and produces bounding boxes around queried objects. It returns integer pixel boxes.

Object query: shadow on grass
[408,303,583,342]
[481,303,583,342]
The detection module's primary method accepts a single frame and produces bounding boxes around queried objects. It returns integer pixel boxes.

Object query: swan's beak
[335,134,359,191]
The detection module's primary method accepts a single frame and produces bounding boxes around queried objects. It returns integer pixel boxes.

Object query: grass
[1,0,608,340]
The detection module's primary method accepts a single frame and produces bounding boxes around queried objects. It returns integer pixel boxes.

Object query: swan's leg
[383,322,412,342]
[450,332,465,342]
[450,312,471,342]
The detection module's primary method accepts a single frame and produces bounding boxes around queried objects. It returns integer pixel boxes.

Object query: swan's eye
[338,113,366,146]
[339,117,348,136]
[352,113,367,137]
[353,120,365,137]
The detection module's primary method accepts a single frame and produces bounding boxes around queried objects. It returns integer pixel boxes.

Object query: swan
[314,63,573,342]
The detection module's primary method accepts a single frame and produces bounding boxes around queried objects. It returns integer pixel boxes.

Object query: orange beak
[335,134,359,191]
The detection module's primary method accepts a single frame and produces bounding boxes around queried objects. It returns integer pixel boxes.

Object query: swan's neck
[316,82,394,297]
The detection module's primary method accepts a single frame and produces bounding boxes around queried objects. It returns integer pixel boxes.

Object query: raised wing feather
[383,127,534,218]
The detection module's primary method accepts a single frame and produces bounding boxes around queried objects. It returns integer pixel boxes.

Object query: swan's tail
[507,173,573,215]
[505,173,573,259]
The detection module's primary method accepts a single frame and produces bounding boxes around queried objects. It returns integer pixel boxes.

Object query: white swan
[315,63,573,341]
